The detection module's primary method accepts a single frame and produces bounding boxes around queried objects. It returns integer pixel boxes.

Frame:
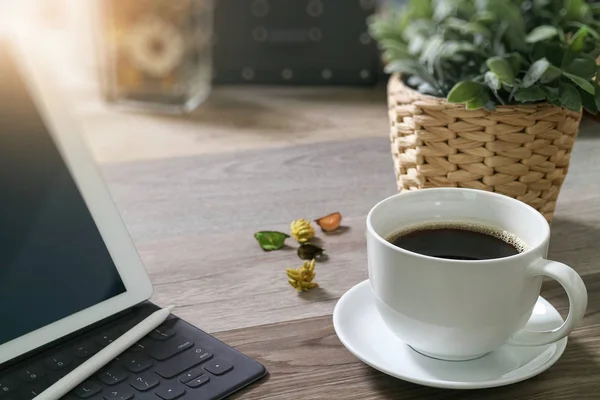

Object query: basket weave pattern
[388,75,582,221]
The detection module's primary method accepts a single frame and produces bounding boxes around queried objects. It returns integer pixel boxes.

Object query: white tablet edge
[0,34,153,365]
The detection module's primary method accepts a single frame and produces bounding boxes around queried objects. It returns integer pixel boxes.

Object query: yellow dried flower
[290,219,315,243]
[286,259,318,292]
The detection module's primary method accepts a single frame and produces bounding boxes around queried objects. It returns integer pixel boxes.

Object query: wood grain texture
[212,273,600,400]
[100,127,600,333]
[74,85,389,164]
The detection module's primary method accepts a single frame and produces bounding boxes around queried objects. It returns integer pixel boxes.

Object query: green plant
[369,0,600,112]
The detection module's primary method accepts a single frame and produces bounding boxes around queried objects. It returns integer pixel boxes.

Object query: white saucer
[333,280,567,389]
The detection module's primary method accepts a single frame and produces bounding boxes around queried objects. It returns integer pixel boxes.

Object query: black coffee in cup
[386,222,527,261]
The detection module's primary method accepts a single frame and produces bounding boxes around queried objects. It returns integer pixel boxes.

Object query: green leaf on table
[484,71,501,91]
[466,91,491,110]
[559,82,582,112]
[564,72,595,94]
[514,86,546,102]
[254,231,290,251]
[447,81,485,103]
[523,59,550,87]
[486,57,515,85]
[565,57,597,79]
[580,88,598,114]
[525,26,559,43]
[540,65,562,83]
[595,84,600,110]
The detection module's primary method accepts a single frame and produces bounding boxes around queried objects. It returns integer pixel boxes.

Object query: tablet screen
[0,45,126,346]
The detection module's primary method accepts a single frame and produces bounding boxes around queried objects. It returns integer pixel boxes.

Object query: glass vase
[96,0,213,113]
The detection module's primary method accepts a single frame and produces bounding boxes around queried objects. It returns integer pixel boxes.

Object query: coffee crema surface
[385,222,528,261]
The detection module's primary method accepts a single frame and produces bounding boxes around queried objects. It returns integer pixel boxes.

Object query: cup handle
[507,259,588,347]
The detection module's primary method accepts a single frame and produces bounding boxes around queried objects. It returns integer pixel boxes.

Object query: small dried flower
[286,259,318,292]
[290,219,315,243]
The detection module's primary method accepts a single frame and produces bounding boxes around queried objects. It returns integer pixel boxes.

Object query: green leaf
[484,71,501,90]
[486,57,515,85]
[384,60,423,76]
[419,35,444,68]
[254,231,290,251]
[515,86,546,102]
[408,0,434,19]
[565,57,597,79]
[447,81,485,103]
[505,53,521,75]
[523,59,551,88]
[473,11,495,24]
[564,72,595,94]
[542,85,560,101]
[525,26,559,43]
[565,0,587,19]
[466,91,490,110]
[408,35,427,55]
[559,82,582,112]
[595,84,600,110]
[580,88,599,114]
[540,65,563,83]
[476,0,526,50]
[570,25,589,53]
[534,42,565,67]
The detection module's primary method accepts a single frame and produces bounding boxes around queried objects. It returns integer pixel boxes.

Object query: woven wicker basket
[387,74,582,221]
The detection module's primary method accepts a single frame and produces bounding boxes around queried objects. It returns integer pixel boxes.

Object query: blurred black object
[212,0,381,85]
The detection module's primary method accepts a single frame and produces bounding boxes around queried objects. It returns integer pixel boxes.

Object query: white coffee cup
[366,188,587,361]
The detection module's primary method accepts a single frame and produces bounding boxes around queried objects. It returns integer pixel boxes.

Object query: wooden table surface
[49,44,600,398]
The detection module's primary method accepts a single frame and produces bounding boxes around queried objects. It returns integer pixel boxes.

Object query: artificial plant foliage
[369,0,600,112]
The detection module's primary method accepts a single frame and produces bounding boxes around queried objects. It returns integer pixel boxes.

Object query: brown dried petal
[314,212,342,232]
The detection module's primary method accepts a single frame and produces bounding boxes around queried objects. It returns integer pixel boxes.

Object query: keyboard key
[149,327,175,341]
[148,337,194,361]
[178,366,204,384]
[154,348,213,379]
[73,342,97,359]
[185,374,210,388]
[19,380,49,399]
[45,353,73,370]
[121,354,153,373]
[98,366,128,386]
[203,359,233,376]
[17,366,45,382]
[155,384,185,400]
[95,330,120,349]
[128,338,152,353]
[0,375,20,394]
[103,387,134,400]
[129,371,159,392]
[74,381,102,398]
